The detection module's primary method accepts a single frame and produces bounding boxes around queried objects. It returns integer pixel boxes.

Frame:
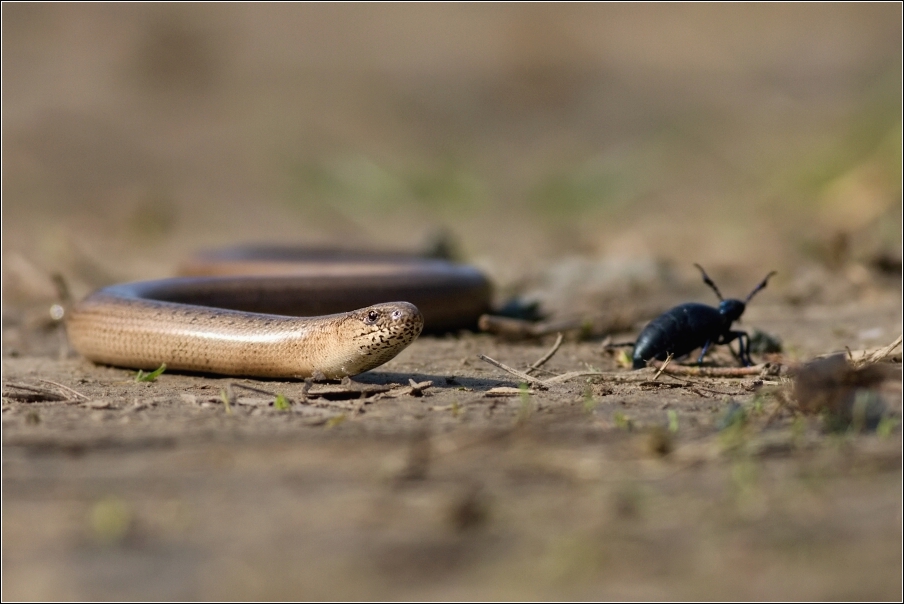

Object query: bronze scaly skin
[66,248,490,379]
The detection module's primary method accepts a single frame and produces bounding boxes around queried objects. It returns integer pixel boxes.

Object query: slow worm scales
[67,247,491,379]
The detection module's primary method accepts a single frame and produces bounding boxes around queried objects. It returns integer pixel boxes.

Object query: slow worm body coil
[67,247,491,379]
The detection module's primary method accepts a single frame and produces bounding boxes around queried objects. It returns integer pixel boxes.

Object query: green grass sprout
[274,393,291,411]
[136,363,166,382]
[667,410,679,433]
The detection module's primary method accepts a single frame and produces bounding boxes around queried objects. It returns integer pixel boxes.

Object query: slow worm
[67,247,491,379]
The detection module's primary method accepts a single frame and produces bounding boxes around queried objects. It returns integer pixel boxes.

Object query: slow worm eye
[365,310,379,324]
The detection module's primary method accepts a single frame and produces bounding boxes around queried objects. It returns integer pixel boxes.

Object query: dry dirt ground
[2,270,901,600]
[2,4,903,601]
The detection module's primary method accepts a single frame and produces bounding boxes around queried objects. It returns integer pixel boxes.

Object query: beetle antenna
[745,271,777,303]
[694,263,723,301]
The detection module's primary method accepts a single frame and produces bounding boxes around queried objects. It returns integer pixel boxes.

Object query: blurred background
[2,6,902,601]
[3,3,900,304]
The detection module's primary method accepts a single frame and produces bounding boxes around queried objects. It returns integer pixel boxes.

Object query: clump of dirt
[790,350,901,431]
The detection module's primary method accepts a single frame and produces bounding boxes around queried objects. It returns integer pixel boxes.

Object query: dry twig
[643,371,741,396]
[651,353,674,381]
[648,361,776,377]
[476,355,622,386]
[2,382,79,403]
[476,355,550,388]
[230,382,278,396]
[544,370,615,384]
[36,379,89,400]
[850,335,903,368]
[525,333,564,375]
[479,349,777,389]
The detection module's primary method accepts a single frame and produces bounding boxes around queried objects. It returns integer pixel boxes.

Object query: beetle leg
[721,330,751,366]
[697,340,712,364]
[738,331,752,366]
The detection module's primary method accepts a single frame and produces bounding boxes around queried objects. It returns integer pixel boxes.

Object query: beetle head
[718,299,746,323]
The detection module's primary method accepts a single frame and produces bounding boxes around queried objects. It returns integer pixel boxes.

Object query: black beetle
[632,265,776,369]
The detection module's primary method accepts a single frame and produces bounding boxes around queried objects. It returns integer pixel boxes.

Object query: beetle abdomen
[632,303,723,369]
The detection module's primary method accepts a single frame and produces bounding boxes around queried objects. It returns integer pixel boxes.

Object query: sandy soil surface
[2,299,902,601]
[3,4,902,600]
